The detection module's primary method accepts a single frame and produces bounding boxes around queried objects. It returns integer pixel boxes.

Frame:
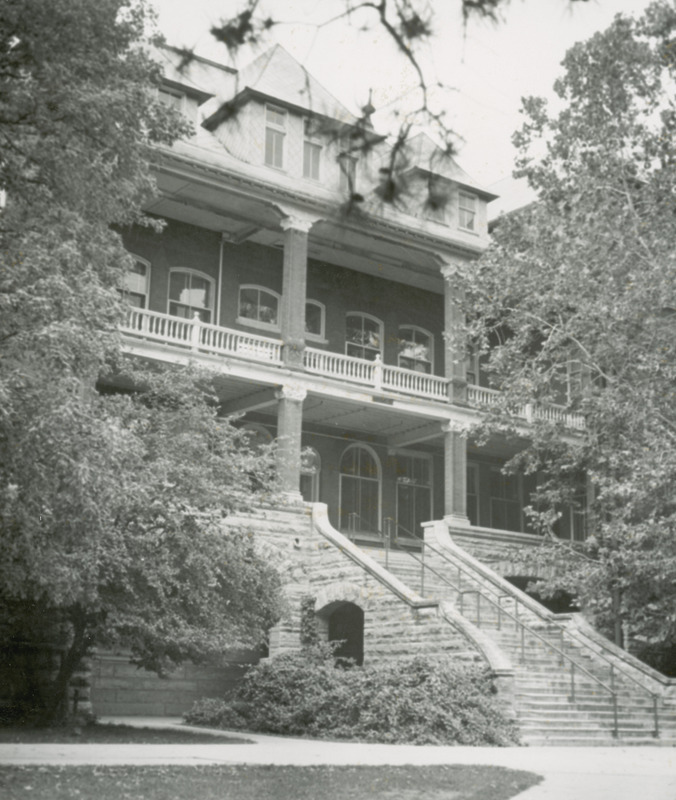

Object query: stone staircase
[229,505,676,746]
[365,543,676,746]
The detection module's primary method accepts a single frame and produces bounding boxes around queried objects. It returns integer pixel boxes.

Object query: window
[238,285,280,330]
[265,105,286,169]
[466,346,480,385]
[338,154,357,192]
[490,468,522,533]
[168,269,213,322]
[340,445,381,534]
[395,454,432,538]
[466,463,479,527]
[345,313,383,361]
[305,300,326,341]
[398,326,433,374]
[159,88,183,111]
[300,447,321,503]
[459,191,477,232]
[424,178,450,223]
[567,360,587,404]
[303,119,321,180]
[121,256,150,308]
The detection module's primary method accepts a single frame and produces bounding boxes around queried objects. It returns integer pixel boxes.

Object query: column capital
[280,214,318,234]
[442,420,469,436]
[276,384,307,403]
[439,259,465,282]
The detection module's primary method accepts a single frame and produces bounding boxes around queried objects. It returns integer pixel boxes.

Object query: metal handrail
[347,513,661,738]
[420,525,662,736]
[388,521,634,739]
[413,522,661,737]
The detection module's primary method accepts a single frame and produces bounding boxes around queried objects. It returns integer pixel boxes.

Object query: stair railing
[417,524,662,738]
[423,528,662,738]
[389,521,627,739]
[346,513,461,596]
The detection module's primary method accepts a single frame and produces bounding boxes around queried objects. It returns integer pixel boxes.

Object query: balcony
[120,308,584,429]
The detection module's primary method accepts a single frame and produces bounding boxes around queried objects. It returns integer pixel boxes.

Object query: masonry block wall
[90,650,259,717]
[235,505,487,666]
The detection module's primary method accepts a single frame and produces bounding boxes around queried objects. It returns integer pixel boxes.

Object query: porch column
[440,262,468,404]
[280,215,314,368]
[275,384,307,502]
[442,421,470,528]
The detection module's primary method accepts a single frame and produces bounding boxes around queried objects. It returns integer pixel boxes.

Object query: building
[92,44,676,743]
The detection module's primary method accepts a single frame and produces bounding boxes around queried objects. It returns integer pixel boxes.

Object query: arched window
[121,255,150,308]
[168,268,213,323]
[340,444,381,534]
[305,300,326,341]
[345,313,383,361]
[238,285,280,331]
[300,447,321,502]
[398,325,434,374]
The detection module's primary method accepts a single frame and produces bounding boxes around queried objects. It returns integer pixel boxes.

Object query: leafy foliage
[185,648,519,746]
[0,0,281,721]
[460,1,676,667]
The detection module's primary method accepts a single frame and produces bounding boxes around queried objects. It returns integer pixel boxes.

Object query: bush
[185,648,519,746]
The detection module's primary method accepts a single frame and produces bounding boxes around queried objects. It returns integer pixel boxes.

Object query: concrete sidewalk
[0,717,674,800]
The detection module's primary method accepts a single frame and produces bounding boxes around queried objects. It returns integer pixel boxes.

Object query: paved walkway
[0,717,674,799]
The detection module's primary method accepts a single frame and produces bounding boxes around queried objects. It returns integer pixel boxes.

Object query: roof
[206,44,360,127]
[404,133,498,201]
[155,46,237,104]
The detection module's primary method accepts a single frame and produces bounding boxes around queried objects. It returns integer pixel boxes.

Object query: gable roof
[404,133,498,201]
[204,44,360,129]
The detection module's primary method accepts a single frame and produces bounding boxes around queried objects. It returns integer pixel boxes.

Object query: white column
[275,384,307,503]
[442,420,470,528]
[280,215,315,368]
[440,262,468,404]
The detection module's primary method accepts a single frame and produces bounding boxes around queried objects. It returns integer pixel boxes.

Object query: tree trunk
[41,607,89,725]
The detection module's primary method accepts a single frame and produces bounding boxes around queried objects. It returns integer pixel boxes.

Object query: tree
[460,0,676,670]
[0,0,281,721]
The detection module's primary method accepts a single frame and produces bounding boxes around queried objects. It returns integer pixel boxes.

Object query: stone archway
[325,602,364,666]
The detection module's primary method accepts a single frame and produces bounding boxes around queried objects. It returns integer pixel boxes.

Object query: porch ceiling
[254,396,446,448]
[147,170,446,293]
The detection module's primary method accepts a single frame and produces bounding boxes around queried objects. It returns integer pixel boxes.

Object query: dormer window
[159,87,184,111]
[265,105,286,169]
[303,119,321,181]
[459,191,477,232]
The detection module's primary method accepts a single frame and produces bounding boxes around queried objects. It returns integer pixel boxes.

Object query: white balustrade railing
[304,347,376,386]
[467,384,584,430]
[121,310,584,428]
[121,308,282,365]
[382,363,448,401]
[466,384,500,407]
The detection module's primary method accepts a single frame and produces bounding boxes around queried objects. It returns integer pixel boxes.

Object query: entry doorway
[395,453,432,540]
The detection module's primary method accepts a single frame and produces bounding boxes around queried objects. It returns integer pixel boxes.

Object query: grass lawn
[0,723,251,745]
[0,764,542,799]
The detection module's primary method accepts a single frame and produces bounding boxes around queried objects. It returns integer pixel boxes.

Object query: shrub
[185,648,519,746]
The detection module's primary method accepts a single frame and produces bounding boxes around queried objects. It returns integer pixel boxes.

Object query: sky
[153,0,657,200]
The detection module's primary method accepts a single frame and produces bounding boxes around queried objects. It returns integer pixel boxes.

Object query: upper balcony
[120,307,585,430]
